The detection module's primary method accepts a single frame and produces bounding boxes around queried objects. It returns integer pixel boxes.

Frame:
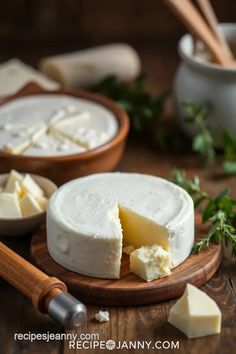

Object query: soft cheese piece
[21,174,44,197]
[1,123,47,154]
[168,284,222,338]
[0,193,22,218]
[0,59,59,98]
[4,170,23,193]
[95,311,110,323]
[130,245,171,282]
[51,112,114,149]
[47,173,194,279]
[20,193,43,217]
[35,195,48,210]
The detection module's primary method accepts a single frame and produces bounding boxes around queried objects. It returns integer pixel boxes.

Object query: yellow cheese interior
[119,206,169,250]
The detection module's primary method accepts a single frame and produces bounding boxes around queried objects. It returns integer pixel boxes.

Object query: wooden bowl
[0,173,57,236]
[0,83,129,185]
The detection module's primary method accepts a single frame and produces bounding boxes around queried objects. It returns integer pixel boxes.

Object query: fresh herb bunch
[184,100,236,174]
[93,76,168,145]
[222,131,236,175]
[172,169,236,256]
[183,100,215,166]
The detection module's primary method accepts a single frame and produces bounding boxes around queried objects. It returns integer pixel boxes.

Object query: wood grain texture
[31,218,222,306]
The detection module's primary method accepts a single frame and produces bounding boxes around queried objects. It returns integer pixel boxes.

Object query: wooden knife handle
[0,242,67,313]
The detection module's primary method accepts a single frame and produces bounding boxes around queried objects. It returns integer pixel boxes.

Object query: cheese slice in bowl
[47,173,194,279]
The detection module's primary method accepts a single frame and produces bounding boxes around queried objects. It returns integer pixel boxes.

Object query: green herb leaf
[223,160,236,175]
[172,169,236,257]
[92,75,169,145]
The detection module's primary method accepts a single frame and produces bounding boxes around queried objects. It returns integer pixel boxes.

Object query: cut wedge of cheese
[21,174,44,198]
[0,59,59,98]
[1,123,47,154]
[20,193,43,217]
[130,245,171,282]
[47,173,194,279]
[4,170,23,193]
[168,284,222,338]
[0,193,22,218]
[35,195,48,210]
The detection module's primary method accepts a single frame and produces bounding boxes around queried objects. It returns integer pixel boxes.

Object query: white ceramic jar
[174,24,236,140]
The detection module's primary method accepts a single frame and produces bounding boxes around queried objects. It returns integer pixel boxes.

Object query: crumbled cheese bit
[130,244,171,282]
[95,311,110,323]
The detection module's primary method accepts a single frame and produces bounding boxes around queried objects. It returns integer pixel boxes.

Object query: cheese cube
[168,284,222,338]
[20,193,43,217]
[0,193,22,218]
[4,169,23,193]
[21,174,44,197]
[130,244,171,282]
[35,195,48,211]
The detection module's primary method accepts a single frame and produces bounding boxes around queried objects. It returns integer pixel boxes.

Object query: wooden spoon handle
[0,242,67,313]
[197,0,233,60]
[164,0,233,66]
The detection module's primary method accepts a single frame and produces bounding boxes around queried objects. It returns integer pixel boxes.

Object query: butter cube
[35,195,48,211]
[4,169,23,193]
[20,193,43,217]
[168,284,221,338]
[21,174,44,197]
[130,244,171,282]
[0,193,22,218]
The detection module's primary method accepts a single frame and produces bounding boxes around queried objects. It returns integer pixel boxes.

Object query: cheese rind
[168,284,222,338]
[130,245,171,282]
[47,173,194,279]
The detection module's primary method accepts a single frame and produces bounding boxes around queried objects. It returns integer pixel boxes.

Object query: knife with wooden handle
[0,242,87,328]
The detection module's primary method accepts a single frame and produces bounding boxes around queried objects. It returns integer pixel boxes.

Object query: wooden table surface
[0,49,236,354]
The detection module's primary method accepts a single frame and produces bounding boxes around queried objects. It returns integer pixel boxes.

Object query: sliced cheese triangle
[168,284,222,338]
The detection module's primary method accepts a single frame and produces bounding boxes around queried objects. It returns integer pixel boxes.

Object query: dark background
[0,0,235,92]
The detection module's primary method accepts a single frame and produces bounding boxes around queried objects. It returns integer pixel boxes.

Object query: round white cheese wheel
[47,173,194,279]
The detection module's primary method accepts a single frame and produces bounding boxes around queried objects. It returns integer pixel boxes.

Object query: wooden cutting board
[30,215,222,306]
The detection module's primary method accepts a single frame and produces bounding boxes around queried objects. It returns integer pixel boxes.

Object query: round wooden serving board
[31,216,222,306]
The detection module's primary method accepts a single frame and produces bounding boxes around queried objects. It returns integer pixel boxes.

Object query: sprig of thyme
[184,100,236,174]
[172,169,236,256]
[93,76,169,147]
[183,100,215,166]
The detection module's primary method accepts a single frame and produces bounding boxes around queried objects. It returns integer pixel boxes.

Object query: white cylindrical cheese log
[39,44,141,88]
